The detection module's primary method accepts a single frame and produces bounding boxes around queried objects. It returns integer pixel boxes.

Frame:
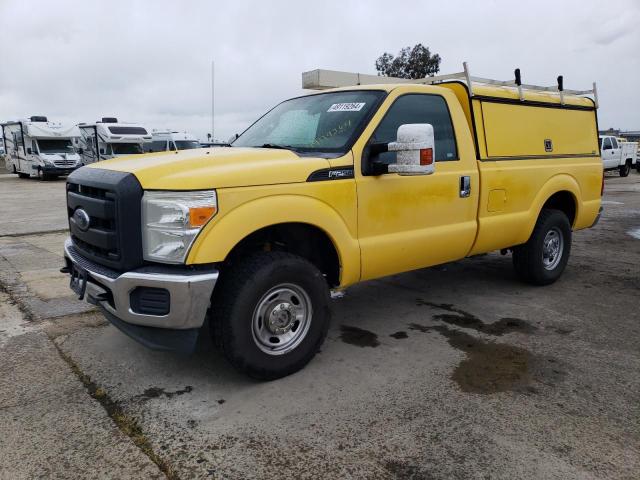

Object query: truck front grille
[54,159,77,167]
[66,168,144,271]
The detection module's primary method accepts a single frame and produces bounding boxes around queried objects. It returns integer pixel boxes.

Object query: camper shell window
[144,141,168,153]
[108,126,148,135]
[175,140,200,150]
[112,143,143,155]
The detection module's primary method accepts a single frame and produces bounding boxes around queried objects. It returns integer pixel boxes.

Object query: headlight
[142,190,217,264]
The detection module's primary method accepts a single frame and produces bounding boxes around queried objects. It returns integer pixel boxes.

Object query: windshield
[112,143,143,155]
[144,141,168,153]
[175,140,200,150]
[233,90,385,154]
[37,139,75,154]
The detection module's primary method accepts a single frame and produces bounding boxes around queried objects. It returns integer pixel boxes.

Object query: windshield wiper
[254,143,295,150]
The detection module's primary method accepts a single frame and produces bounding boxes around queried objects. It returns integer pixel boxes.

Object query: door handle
[460,176,471,198]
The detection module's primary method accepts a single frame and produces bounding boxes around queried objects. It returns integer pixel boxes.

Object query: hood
[87,147,331,190]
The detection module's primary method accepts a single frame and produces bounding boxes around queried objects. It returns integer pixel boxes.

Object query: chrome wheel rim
[542,227,564,270]
[251,283,312,356]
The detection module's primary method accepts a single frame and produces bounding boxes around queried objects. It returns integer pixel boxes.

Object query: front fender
[187,194,361,286]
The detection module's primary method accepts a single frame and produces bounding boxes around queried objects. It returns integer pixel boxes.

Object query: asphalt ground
[0,170,638,479]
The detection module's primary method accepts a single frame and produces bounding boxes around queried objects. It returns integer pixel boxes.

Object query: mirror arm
[369,142,388,156]
[362,142,389,176]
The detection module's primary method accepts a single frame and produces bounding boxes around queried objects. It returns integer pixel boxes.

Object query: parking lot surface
[0,172,639,479]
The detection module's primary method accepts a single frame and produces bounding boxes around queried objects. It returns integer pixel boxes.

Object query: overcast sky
[1,0,639,141]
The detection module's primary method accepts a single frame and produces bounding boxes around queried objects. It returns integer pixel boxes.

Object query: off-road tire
[619,161,631,177]
[512,209,572,286]
[211,251,330,380]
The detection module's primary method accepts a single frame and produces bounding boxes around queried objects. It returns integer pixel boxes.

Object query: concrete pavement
[0,171,638,479]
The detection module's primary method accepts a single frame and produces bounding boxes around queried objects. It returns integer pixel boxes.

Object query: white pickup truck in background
[599,135,638,177]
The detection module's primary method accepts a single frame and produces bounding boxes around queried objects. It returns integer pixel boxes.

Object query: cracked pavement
[0,172,638,479]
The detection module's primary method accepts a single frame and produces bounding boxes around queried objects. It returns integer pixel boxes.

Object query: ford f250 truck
[599,135,637,177]
[62,65,602,379]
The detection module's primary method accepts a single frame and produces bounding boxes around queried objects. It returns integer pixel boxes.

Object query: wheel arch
[187,195,360,287]
[525,174,581,236]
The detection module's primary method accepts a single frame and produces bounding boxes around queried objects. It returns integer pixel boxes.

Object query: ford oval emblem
[73,208,91,232]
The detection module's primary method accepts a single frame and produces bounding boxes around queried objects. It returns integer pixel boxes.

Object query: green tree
[375,44,441,79]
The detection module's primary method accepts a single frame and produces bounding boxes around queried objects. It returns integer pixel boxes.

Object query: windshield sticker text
[327,103,366,113]
[312,119,353,147]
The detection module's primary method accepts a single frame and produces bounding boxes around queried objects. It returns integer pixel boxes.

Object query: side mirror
[388,124,435,176]
[78,148,84,154]
[100,148,105,154]
[27,148,33,155]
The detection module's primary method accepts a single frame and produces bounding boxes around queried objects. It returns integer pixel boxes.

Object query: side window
[611,138,619,149]
[32,140,38,153]
[371,94,457,165]
[603,138,612,150]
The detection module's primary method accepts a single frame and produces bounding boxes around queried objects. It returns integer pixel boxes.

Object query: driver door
[355,92,479,281]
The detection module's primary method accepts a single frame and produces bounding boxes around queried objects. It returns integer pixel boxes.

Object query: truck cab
[1,116,82,179]
[63,65,602,379]
[143,130,201,153]
[78,118,152,165]
[599,135,638,176]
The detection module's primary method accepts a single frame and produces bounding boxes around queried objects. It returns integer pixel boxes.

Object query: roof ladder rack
[302,62,599,108]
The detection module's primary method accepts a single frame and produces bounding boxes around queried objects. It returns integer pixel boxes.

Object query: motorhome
[78,118,152,164]
[1,116,82,179]
[143,130,200,153]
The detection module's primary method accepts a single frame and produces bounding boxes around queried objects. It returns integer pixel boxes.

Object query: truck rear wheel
[512,209,571,286]
[211,251,330,380]
[619,161,631,177]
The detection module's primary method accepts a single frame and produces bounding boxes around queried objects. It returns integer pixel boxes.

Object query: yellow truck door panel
[353,88,479,280]
[357,163,478,280]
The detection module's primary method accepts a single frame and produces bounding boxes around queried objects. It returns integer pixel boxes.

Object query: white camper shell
[1,116,82,179]
[143,130,200,153]
[78,118,152,164]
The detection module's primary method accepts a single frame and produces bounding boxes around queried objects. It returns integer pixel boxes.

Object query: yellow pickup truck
[63,67,602,379]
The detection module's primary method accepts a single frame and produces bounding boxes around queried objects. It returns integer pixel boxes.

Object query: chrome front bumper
[63,238,218,331]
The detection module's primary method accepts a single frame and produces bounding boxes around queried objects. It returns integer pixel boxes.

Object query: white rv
[143,130,200,153]
[1,116,82,179]
[78,118,152,164]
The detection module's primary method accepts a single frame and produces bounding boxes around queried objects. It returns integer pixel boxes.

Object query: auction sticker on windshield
[327,103,366,112]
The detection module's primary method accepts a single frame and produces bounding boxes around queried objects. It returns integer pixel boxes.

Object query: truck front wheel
[211,251,330,380]
[512,209,572,286]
